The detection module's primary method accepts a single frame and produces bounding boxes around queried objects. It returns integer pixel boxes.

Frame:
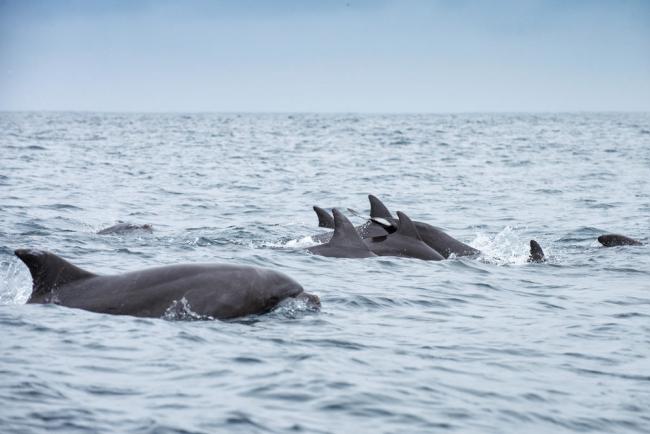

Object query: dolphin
[14,249,319,319]
[528,240,546,262]
[307,209,377,258]
[98,222,153,235]
[313,206,335,229]
[597,234,643,247]
[354,219,391,239]
[364,211,445,261]
[368,195,479,258]
[310,206,388,244]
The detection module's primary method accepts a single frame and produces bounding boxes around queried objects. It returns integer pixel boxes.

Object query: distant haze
[1,0,649,112]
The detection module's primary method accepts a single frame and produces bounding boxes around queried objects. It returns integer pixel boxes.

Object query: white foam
[163,297,212,321]
[470,226,531,266]
[261,235,321,249]
[274,296,321,318]
[0,260,31,305]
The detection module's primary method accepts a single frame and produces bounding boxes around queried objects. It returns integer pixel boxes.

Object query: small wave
[183,236,219,247]
[558,227,605,243]
[83,134,107,141]
[262,235,319,249]
[41,203,82,211]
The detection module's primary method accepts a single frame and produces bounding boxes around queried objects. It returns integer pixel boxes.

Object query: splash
[163,297,213,321]
[470,226,532,266]
[272,295,321,319]
[0,260,31,305]
[260,235,320,249]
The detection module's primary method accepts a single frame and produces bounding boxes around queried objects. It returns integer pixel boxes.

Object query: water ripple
[1,112,649,434]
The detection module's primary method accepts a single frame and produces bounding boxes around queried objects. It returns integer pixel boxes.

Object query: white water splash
[163,297,212,321]
[0,260,31,305]
[470,226,532,266]
[261,235,321,249]
[273,295,321,318]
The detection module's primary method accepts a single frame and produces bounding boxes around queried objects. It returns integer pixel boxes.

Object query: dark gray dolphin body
[98,222,153,235]
[364,212,445,261]
[413,221,479,258]
[597,234,643,247]
[528,240,546,262]
[307,209,376,258]
[15,249,319,319]
[368,195,479,258]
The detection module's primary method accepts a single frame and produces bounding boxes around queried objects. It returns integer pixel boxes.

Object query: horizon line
[1,109,649,115]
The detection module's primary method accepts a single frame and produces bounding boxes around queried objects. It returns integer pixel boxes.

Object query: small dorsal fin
[14,249,96,299]
[528,240,545,262]
[313,206,335,229]
[330,209,368,248]
[396,211,421,240]
[368,195,393,219]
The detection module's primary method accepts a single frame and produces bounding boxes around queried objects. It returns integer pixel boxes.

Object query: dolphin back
[14,249,97,301]
[528,240,546,262]
[313,206,335,229]
[369,194,394,220]
[395,211,422,240]
[597,234,643,247]
[308,209,376,258]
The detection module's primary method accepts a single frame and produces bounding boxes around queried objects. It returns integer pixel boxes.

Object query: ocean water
[1,112,649,434]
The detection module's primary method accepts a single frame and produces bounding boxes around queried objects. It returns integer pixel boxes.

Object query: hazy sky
[1,0,648,112]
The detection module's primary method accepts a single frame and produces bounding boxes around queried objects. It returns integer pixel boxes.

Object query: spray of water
[0,259,31,305]
[259,235,321,249]
[470,226,533,266]
[163,297,213,321]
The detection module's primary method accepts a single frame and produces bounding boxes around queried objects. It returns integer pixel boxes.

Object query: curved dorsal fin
[528,240,545,262]
[313,206,335,229]
[330,209,368,248]
[396,211,421,240]
[14,249,96,299]
[368,195,393,219]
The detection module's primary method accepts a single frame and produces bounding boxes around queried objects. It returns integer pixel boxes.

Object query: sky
[0,0,649,112]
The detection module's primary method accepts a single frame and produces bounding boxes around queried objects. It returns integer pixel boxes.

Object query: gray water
[1,112,649,434]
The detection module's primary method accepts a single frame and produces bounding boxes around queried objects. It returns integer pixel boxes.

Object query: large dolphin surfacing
[15,249,319,319]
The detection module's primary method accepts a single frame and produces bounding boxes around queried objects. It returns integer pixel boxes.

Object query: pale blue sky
[1,0,648,112]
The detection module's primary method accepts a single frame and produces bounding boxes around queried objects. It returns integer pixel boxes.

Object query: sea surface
[1,112,649,434]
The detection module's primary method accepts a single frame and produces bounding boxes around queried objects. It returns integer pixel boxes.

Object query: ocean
[1,112,649,433]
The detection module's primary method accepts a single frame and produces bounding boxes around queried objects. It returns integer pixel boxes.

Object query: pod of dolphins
[14,194,644,320]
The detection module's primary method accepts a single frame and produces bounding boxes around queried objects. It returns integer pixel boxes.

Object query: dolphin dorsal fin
[528,240,545,262]
[14,249,96,299]
[368,195,393,219]
[313,206,335,229]
[330,209,368,249]
[396,211,422,240]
